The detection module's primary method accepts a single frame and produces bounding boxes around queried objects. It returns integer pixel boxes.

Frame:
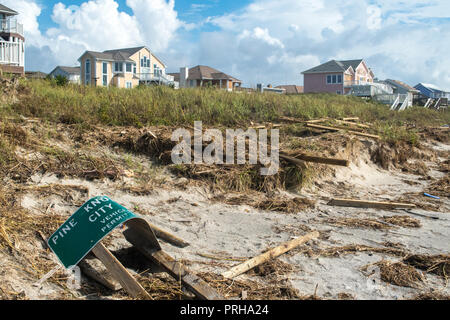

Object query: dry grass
[362,260,425,288]
[212,192,316,213]
[403,254,450,280]
[412,291,450,300]
[301,244,408,258]
[325,218,392,230]
[381,216,422,228]
[197,272,313,300]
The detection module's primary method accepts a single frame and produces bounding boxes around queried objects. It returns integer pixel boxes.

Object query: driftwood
[328,198,416,209]
[147,222,190,248]
[221,231,320,279]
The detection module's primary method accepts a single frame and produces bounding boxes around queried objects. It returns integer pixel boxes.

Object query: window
[336,90,341,95]
[85,59,91,85]
[126,82,132,89]
[189,80,194,87]
[133,66,136,74]
[102,62,108,86]
[327,74,342,84]
[126,63,132,73]
[114,62,123,73]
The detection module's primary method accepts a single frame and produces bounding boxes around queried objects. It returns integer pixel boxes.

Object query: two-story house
[0,4,25,75]
[78,46,174,88]
[301,59,374,95]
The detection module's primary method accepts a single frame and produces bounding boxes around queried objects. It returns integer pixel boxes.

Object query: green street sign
[48,196,141,269]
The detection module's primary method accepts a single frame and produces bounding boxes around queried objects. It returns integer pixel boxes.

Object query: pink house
[302,59,375,95]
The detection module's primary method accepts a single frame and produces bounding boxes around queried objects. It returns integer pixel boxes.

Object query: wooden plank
[306,123,364,132]
[279,154,307,169]
[328,198,416,209]
[79,258,122,291]
[306,123,380,139]
[305,118,329,124]
[336,120,371,129]
[221,231,320,279]
[280,153,348,167]
[147,222,190,248]
[91,242,150,299]
[341,117,359,121]
[348,131,380,139]
[124,228,224,300]
[306,123,340,131]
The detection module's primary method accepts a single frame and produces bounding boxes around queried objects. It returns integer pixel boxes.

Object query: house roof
[79,46,167,67]
[385,79,419,92]
[339,59,363,71]
[275,85,303,94]
[188,65,241,82]
[302,59,365,74]
[168,66,241,83]
[418,83,449,93]
[0,4,18,15]
[51,66,80,76]
[167,72,180,82]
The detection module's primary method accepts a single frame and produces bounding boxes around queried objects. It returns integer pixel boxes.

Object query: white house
[49,66,81,84]
[0,3,24,75]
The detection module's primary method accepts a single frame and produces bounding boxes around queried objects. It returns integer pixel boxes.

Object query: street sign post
[48,196,140,269]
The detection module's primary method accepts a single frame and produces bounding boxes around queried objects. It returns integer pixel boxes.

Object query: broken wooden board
[147,222,190,248]
[341,117,359,121]
[306,123,380,139]
[305,118,329,124]
[281,153,349,167]
[328,198,416,209]
[279,154,307,169]
[123,223,224,300]
[221,231,320,279]
[336,119,371,129]
[92,242,151,299]
[79,257,122,291]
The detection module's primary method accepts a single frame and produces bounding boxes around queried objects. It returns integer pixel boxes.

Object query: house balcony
[0,40,23,66]
[137,72,175,85]
[0,19,24,36]
[344,80,374,87]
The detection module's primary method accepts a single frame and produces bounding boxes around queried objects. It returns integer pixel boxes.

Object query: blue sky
[36,0,251,32]
[4,0,450,88]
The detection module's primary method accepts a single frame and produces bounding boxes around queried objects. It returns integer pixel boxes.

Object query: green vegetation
[3,80,448,136]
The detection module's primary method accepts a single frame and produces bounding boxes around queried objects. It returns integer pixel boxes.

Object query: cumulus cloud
[6,0,182,71]
[200,0,450,88]
[3,0,450,89]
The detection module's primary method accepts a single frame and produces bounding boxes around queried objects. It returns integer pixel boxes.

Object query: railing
[0,41,23,65]
[0,19,24,36]
[344,80,374,87]
[138,72,175,84]
[374,94,408,105]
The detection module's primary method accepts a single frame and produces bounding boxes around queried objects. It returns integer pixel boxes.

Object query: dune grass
[1,79,449,144]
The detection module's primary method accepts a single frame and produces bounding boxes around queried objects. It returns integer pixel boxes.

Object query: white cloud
[3,0,450,89]
[6,0,182,71]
